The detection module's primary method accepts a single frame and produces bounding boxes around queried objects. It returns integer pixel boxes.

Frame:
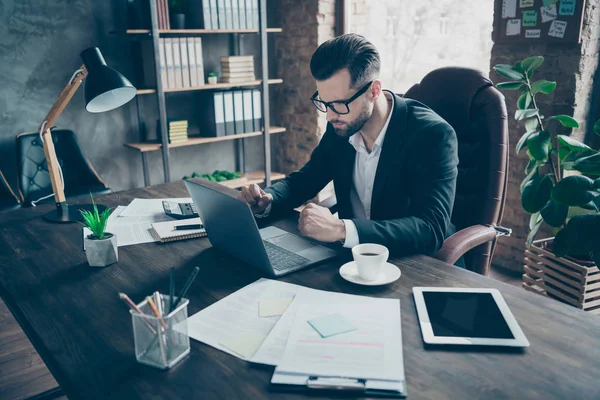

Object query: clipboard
[270,371,407,397]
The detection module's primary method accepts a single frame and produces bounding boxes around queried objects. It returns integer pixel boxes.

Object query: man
[238,33,458,257]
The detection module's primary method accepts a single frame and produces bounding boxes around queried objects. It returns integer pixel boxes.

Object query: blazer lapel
[335,138,356,219]
[371,93,407,213]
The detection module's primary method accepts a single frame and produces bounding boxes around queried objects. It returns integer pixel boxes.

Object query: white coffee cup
[351,243,389,281]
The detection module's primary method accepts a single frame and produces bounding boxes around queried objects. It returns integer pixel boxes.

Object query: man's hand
[237,183,273,214]
[298,203,346,242]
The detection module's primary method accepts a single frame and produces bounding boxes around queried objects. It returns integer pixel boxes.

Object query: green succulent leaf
[552,175,596,206]
[524,118,539,133]
[557,135,592,152]
[552,214,600,259]
[529,211,542,230]
[572,152,600,175]
[521,56,544,75]
[526,130,551,161]
[515,109,538,121]
[516,130,537,154]
[517,92,532,110]
[548,115,580,128]
[540,198,569,228]
[594,119,600,137]
[496,81,523,90]
[526,216,543,248]
[531,80,556,95]
[522,174,553,213]
[494,64,525,80]
[595,178,600,189]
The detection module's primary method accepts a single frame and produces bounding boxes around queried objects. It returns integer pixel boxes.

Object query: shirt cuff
[341,219,360,248]
[254,203,272,218]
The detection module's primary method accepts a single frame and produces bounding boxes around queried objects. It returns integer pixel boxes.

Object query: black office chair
[16,129,111,206]
[0,169,21,212]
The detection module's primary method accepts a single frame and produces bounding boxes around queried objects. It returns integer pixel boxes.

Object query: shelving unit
[124,0,283,187]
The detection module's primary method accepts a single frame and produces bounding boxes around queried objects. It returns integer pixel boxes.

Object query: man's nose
[326,108,340,122]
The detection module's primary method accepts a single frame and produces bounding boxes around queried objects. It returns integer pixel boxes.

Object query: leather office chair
[318,67,510,275]
[403,67,510,275]
[0,169,21,212]
[16,129,110,206]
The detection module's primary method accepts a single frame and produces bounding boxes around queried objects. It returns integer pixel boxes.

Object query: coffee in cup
[351,243,389,281]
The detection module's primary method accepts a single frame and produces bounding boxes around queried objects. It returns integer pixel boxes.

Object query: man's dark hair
[310,33,380,88]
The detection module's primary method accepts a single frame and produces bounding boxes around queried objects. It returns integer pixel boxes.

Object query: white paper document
[119,198,192,218]
[502,0,517,18]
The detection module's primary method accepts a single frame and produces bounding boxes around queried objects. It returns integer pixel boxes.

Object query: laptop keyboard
[263,240,310,271]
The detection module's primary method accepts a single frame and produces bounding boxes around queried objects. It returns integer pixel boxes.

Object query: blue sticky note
[307,313,356,338]
[559,0,576,16]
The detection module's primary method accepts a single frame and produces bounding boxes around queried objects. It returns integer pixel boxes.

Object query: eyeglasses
[310,81,373,115]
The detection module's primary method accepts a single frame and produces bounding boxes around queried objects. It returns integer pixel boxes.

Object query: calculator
[162,201,199,219]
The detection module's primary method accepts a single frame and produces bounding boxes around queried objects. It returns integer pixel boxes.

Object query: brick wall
[489,0,600,272]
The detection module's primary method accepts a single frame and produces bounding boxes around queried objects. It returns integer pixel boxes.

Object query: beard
[331,105,372,138]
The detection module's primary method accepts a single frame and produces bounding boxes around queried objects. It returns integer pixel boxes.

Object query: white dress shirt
[342,92,394,248]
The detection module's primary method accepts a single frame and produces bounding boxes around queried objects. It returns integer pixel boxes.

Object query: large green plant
[493,56,600,266]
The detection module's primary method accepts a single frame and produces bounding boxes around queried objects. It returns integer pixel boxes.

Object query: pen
[147,296,168,331]
[172,266,200,310]
[174,224,204,230]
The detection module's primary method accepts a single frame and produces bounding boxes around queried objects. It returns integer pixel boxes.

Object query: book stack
[220,56,255,83]
[169,120,189,143]
[156,0,170,30]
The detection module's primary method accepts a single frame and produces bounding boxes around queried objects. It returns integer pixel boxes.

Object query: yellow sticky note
[220,331,266,358]
[258,297,294,318]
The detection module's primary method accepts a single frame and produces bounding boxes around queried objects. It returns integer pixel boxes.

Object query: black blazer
[266,92,459,256]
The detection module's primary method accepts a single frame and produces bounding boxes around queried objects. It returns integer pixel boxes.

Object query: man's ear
[370,80,382,102]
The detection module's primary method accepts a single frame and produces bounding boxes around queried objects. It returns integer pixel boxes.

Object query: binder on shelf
[239,0,247,29]
[217,0,226,29]
[245,0,253,30]
[233,91,245,134]
[180,38,191,88]
[214,92,226,137]
[187,38,198,87]
[158,39,168,88]
[202,0,212,29]
[251,0,259,29]
[242,90,254,132]
[164,38,175,89]
[252,89,262,131]
[225,0,233,30]
[194,37,205,86]
[209,0,219,29]
[223,91,235,135]
[232,0,240,30]
[172,38,183,88]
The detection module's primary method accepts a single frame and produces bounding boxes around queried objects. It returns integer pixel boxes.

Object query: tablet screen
[423,292,514,339]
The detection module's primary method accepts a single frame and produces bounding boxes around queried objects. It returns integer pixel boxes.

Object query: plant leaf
[531,80,556,95]
[557,135,592,152]
[526,130,551,161]
[521,56,544,75]
[496,81,523,90]
[594,119,600,137]
[524,117,539,133]
[516,130,537,154]
[548,115,579,128]
[552,214,600,258]
[595,178,600,189]
[521,165,539,193]
[515,109,538,121]
[572,152,600,175]
[540,198,569,228]
[522,174,553,213]
[517,92,532,110]
[529,211,542,230]
[493,64,524,80]
[526,217,543,248]
[552,175,596,206]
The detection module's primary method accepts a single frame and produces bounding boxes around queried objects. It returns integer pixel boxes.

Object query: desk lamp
[38,47,136,223]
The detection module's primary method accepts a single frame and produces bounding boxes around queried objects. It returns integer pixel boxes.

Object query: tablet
[412,287,529,347]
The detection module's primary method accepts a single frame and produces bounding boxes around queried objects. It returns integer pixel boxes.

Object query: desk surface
[0,180,598,400]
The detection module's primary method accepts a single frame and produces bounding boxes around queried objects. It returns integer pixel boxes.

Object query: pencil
[118,293,156,334]
[147,296,168,330]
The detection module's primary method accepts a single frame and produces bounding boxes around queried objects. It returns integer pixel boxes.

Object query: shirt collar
[348,91,394,153]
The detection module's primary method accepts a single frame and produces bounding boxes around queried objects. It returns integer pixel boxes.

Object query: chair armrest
[317,195,338,214]
[433,224,511,265]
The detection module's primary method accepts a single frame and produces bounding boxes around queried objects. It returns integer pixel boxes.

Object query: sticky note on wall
[523,11,538,26]
[541,4,558,23]
[559,0,576,16]
[520,0,534,7]
[502,0,517,18]
[506,19,522,36]
[548,20,568,38]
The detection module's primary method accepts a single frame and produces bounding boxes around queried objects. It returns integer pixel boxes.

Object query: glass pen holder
[131,295,190,370]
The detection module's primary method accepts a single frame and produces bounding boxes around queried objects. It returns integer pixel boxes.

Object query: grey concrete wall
[0,0,268,195]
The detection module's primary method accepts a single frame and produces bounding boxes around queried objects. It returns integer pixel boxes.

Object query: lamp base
[44,202,108,223]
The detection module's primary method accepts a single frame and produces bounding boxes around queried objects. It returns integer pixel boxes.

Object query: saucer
[339,261,401,286]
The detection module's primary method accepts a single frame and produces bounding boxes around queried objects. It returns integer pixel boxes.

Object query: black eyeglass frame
[310,81,373,115]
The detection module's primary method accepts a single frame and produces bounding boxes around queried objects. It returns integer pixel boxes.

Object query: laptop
[184,180,338,277]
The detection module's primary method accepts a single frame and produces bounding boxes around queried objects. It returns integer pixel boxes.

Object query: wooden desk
[0,180,598,400]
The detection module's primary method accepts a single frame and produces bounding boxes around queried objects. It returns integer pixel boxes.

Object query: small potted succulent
[81,196,117,267]
[207,72,218,85]
[169,0,187,29]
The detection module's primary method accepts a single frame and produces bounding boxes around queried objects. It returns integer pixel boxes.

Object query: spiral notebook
[151,218,207,243]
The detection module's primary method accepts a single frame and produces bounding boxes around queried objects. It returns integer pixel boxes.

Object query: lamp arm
[38,65,88,205]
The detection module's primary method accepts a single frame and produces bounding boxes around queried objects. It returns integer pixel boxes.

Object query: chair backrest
[404,67,509,273]
[16,129,108,205]
[0,170,21,212]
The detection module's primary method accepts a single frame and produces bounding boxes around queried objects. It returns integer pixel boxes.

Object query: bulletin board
[494,0,586,44]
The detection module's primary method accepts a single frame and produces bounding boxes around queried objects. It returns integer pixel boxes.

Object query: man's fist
[298,203,345,242]
[237,183,273,214]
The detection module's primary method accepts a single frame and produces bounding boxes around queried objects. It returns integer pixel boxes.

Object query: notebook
[151,218,207,243]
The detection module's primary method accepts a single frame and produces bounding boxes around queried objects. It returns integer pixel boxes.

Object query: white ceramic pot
[84,233,118,267]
